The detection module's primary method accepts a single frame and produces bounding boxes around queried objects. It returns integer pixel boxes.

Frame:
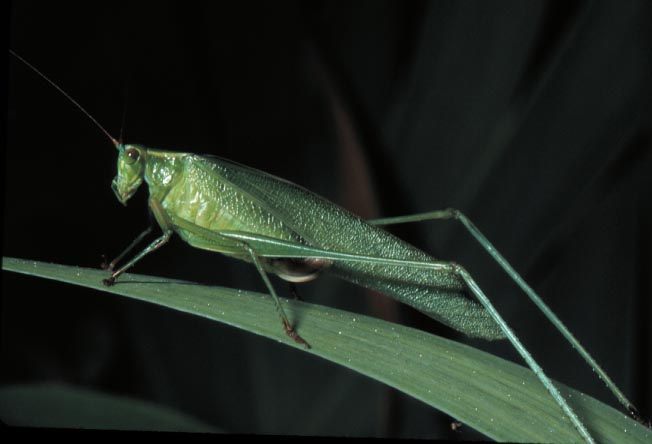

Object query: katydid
[10,49,647,443]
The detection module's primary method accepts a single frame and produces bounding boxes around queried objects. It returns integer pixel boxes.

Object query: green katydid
[10,49,647,444]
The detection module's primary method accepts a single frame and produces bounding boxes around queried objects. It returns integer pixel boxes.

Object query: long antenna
[10,49,119,147]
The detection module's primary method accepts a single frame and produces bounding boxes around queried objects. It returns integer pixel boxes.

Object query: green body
[114,144,504,340]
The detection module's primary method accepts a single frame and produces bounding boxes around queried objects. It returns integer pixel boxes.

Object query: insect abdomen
[207,157,506,340]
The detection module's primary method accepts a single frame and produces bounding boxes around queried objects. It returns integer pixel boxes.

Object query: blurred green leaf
[0,383,219,432]
[2,257,650,442]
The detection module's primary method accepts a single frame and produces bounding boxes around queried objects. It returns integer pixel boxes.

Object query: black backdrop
[4,0,652,439]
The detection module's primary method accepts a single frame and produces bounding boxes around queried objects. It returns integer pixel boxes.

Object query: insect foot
[102,277,116,287]
[282,318,311,349]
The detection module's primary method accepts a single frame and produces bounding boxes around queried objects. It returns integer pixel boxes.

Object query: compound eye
[125,147,140,164]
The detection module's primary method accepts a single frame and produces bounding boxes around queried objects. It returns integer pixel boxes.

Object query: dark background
[4,0,652,439]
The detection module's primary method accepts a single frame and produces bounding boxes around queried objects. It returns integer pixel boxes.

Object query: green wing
[194,155,505,340]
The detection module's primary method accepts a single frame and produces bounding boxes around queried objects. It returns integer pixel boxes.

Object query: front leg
[103,198,173,286]
[101,226,153,271]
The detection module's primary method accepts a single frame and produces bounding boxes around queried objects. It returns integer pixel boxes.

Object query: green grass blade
[2,257,650,442]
